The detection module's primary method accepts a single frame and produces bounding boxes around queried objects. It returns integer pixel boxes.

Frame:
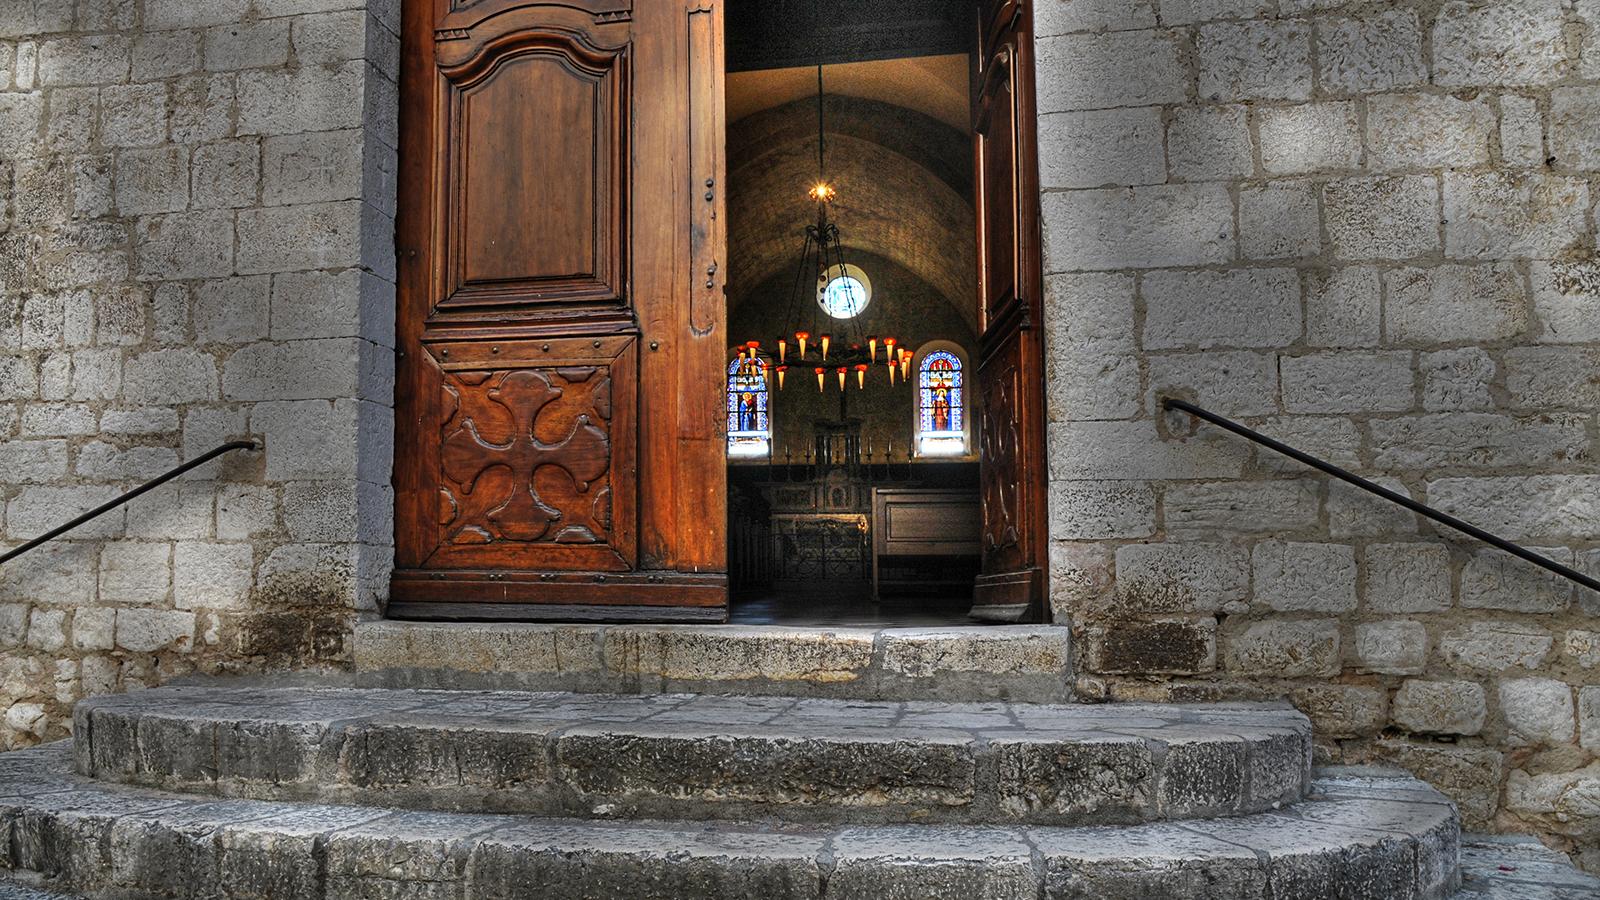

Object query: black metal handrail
[0,440,258,566]
[1161,397,1600,595]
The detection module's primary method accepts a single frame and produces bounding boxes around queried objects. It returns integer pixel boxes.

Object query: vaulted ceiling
[725,57,977,333]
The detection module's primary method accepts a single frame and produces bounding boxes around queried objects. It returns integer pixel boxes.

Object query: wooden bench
[871,488,981,602]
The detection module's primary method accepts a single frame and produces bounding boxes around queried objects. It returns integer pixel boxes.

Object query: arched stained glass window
[916,348,966,457]
[726,357,771,457]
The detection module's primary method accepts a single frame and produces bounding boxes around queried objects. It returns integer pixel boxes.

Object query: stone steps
[1454,834,1600,899]
[0,745,1461,900]
[74,684,1311,827]
[0,883,76,900]
[352,621,1074,702]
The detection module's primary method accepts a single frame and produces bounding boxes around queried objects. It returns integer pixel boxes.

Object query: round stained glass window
[817,265,871,319]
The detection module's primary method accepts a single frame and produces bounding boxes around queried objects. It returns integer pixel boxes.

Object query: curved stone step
[75,684,1311,827]
[1454,834,1600,899]
[0,747,1459,900]
[353,621,1074,702]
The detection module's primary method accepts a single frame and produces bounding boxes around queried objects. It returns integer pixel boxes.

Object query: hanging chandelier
[734,66,908,393]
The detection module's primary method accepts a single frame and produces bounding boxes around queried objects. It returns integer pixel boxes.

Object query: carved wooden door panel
[971,0,1047,622]
[393,0,728,620]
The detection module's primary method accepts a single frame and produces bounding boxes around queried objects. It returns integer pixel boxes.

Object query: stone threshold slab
[75,685,1311,828]
[0,746,1459,900]
[353,620,1073,702]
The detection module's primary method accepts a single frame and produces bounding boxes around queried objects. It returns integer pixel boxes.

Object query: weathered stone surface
[1111,543,1248,615]
[1503,764,1600,843]
[1048,481,1154,539]
[1035,30,1186,113]
[1549,85,1600,170]
[1304,266,1380,347]
[1367,93,1494,170]
[1364,543,1452,613]
[1322,175,1439,261]
[473,820,827,899]
[1165,105,1252,181]
[1037,108,1164,189]
[1257,102,1361,175]
[1371,413,1583,472]
[1238,181,1320,261]
[0,742,1462,900]
[1147,351,1278,418]
[1084,619,1217,676]
[1041,819,1270,898]
[1419,347,1494,410]
[1505,347,1600,414]
[1042,184,1234,272]
[1393,680,1486,736]
[1315,8,1426,94]
[1142,268,1300,350]
[76,683,1312,827]
[1581,686,1600,753]
[1374,739,1505,828]
[827,827,1034,900]
[1428,475,1600,541]
[1251,542,1356,614]
[1439,622,1555,672]
[993,734,1156,823]
[1566,631,1600,670]
[356,624,1075,701]
[1354,621,1427,676]
[1049,420,1247,482]
[1443,173,1589,260]
[1432,0,1568,87]
[1459,546,1574,614]
[1455,833,1600,899]
[1292,685,1388,739]
[1252,416,1362,474]
[1281,351,1414,414]
[1164,480,1319,538]
[1224,621,1340,678]
[1035,0,1157,35]
[1498,678,1575,748]
[1196,20,1312,102]
[1384,264,1529,344]
[1532,261,1600,344]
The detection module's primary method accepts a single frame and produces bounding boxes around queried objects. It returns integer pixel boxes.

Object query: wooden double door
[391,0,1047,623]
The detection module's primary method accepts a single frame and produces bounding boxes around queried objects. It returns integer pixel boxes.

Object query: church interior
[722,10,984,624]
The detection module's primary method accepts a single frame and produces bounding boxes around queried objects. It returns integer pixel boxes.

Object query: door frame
[385,0,1048,625]
[970,0,1050,623]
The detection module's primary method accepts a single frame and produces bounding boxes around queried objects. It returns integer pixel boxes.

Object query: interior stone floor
[727,592,977,626]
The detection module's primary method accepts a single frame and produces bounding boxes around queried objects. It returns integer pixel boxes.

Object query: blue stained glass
[917,350,965,456]
[727,357,770,456]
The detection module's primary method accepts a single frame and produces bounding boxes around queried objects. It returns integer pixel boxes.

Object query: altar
[728,425,978,603]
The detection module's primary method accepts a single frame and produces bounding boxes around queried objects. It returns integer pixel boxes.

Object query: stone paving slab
[0,743,1462,900]
[0,882,76,900]
[352,621,1074,702]
[75,684,1311,827]
[1452,834,1600,899]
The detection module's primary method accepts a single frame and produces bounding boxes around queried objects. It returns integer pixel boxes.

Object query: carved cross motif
[440,368,613,545]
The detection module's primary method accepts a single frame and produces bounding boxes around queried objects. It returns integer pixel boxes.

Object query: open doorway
[387,0,1041,626]
[721,4,1042,627]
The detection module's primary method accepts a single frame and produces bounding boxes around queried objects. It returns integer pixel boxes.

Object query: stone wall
[1036,0,1600,866]
[0,0,397,748]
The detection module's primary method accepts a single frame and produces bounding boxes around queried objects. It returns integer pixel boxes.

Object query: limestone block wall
[0,1,398,748]
[1036,0,1600,865]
